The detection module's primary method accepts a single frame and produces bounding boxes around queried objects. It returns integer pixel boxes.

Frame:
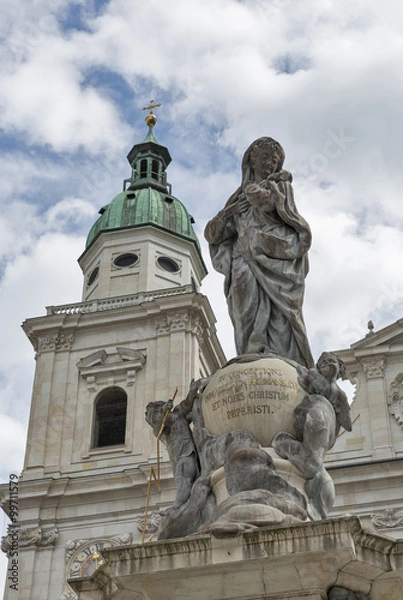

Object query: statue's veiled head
[241,137,285,183]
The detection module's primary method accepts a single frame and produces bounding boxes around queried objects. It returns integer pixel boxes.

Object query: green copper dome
[84,119,201,255]
[86,187,200,249]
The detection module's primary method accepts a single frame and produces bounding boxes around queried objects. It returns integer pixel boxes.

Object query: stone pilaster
[362,358,394,459]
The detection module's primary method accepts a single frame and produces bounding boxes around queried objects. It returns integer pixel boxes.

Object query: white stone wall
[79,227,206,302]
[1,283,225,599]
[325,322,403,539]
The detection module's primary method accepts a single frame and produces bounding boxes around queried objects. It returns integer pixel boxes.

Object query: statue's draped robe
[205,179,314,368]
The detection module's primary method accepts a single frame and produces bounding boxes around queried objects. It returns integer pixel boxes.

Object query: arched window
[151,159,159,181]
[93,387,127,448]
[140,159,147,178]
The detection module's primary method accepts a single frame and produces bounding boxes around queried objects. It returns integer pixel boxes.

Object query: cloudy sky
[1,0,403,589]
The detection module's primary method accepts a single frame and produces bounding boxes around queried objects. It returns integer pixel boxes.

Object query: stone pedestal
[68,517,403,600]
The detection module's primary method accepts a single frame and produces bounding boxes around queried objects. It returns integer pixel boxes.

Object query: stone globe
[201,356,306,447]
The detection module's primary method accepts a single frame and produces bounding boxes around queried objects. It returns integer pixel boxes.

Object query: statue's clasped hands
[223,196,250,217]
[244,181,274,209]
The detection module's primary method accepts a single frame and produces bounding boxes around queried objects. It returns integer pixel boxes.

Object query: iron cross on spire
[142,100,162,114]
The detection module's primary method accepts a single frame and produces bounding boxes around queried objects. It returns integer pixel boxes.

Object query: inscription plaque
[202,358,305,446]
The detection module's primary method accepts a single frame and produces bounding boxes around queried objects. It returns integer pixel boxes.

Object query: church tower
[1,106,225,600]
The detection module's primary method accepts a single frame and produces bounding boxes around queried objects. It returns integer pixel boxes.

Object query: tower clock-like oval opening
[157,256,180,273]
[87,266,99,286]
[93,387,127,448]
[113,253,139,268]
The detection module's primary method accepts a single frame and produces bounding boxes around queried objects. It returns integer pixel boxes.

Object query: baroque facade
[326,321,403,541]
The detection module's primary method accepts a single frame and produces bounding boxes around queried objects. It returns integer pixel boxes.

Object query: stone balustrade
[46,285,195,316]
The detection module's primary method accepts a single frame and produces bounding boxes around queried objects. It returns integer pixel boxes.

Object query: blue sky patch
[273,53,311,74]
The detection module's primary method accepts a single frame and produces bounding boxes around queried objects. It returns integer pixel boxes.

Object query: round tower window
[157,256,180,273]
[88,266,99,286]
[113,253,139,268]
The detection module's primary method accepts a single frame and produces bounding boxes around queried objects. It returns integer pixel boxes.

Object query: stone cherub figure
[273,352,352,478]
[272,352,352,518]
[145,381,201,511]
[205,136,314,368]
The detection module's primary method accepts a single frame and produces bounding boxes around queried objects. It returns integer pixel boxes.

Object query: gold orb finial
[145,113,157,127]
[142,99,162,127]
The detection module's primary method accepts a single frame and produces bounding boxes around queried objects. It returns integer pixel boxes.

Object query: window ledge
[82,445,128,459]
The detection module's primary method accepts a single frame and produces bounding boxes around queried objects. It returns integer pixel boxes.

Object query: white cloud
[0,2,132,153]
[1,56,131,152]
[44,197,96,229]
[0,233,84,369]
